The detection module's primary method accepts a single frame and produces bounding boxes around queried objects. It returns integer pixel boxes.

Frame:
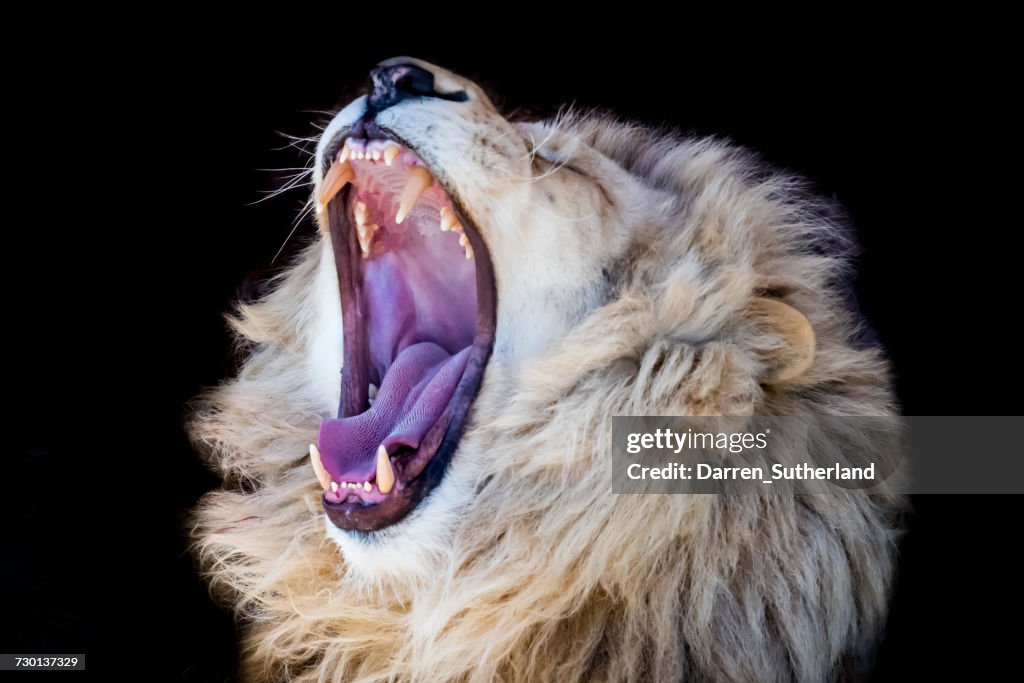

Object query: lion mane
[190,83,903,681]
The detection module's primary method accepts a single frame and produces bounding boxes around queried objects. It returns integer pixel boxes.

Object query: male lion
[191,58,904,682]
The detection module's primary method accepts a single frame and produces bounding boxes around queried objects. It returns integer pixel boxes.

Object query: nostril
[391,65,437,99]
[367,62,468,113]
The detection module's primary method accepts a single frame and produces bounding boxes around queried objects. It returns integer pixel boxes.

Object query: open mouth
[311,135,496,532]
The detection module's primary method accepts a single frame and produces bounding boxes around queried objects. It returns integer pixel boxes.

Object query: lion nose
[367,62,439,112]
[367,60,467,113]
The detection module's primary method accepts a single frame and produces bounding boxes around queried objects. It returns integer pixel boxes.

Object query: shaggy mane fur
[191,110,904,682]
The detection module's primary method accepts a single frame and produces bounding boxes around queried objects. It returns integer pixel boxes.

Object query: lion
[190,57,905,682]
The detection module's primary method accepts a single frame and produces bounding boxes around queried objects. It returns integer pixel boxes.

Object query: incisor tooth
[383,146,400,166]
[318,161,354,210]
[338,145,350,164]
[376,445,395,494]
[395,167,433,224]
[363,481,372,492]
[372,150,381,161]
[309,444,331,490]
[330,481,339,493]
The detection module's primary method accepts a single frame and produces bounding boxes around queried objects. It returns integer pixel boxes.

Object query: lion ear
[749,297,816,383]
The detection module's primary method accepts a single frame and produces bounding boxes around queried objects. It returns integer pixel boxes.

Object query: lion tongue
[317,342,471,483]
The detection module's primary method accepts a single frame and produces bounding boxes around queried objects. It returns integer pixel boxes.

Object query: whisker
[272,199,317,264]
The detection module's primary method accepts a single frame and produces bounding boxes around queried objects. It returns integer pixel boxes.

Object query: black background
[6,29,1021,680]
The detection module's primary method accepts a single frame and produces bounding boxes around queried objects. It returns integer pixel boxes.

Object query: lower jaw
[322,186,497,533]
[321,358,482,533]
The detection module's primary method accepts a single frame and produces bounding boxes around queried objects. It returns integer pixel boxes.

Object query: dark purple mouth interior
[318,137,496,532]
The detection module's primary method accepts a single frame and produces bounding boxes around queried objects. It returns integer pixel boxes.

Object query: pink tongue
[317,342,470,482]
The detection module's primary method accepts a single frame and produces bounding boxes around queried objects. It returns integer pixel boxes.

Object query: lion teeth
[330,481,339,493]
[464,242,474,260]
[309,444,331,490]
[318,160,354,211]
[396,167,433,224]
[368,383,378,404]
[357,224,379,257]
[371,150,381,161]
[353,200,379,257]
[363,481,372,492]
[383,145,400,166]
[439,206,458,232]
[376,445,395,494]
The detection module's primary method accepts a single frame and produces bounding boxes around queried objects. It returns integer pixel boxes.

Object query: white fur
[308,245,343,412]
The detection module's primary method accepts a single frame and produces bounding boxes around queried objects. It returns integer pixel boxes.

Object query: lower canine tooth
[396,167,433,224]
[309,444,331,491]
[376,445,395,494]
[318,161,354,210]
[465,243,474,260]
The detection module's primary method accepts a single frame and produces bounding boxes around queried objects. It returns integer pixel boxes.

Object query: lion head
[191,58,903,682]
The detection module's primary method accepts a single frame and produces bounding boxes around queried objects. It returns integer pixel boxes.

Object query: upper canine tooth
[318,161,354,210]
[383,146,400,166]
[376,444,395,494]
[395,167,433,224]
[309,444,331,491]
